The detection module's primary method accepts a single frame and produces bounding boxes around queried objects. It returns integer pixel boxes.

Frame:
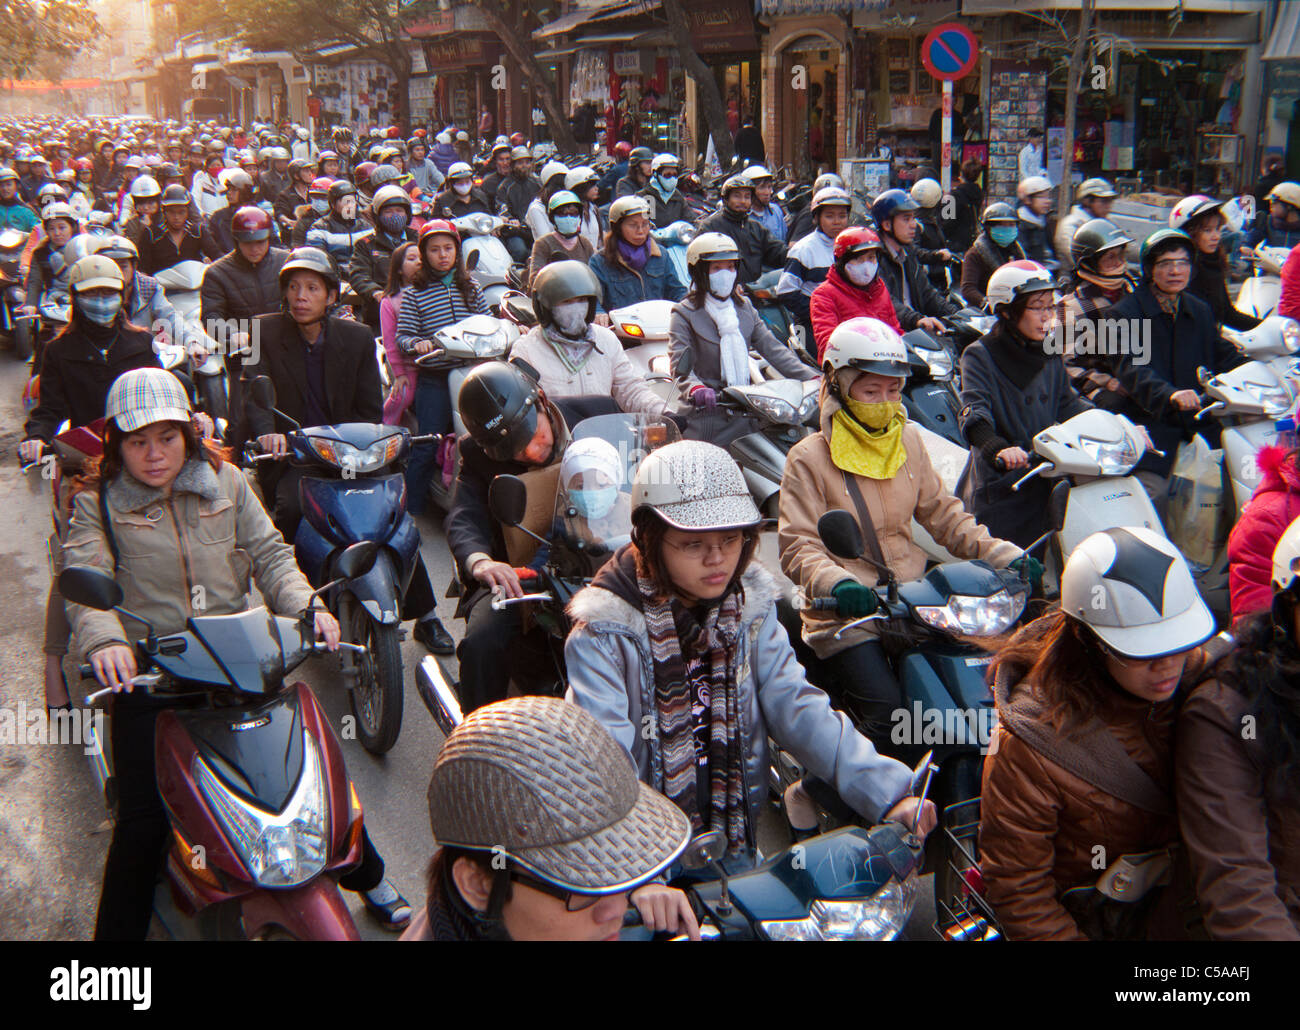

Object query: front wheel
[12,316,32,362]
[342,599,404,755]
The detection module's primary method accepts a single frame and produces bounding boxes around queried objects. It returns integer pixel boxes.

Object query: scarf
[1018,205,1046,228]
[638,566,748,858]
[982,321,1052,391]
[1151,285,1181,319]
[829,396,908,479]
[703,293,748,388]
[1076,265,1133,298]
[617,238,649,270]
[541,323,597,373]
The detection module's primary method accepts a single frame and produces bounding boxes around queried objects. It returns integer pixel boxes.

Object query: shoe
[412,615,455,655]
[361,879,411,930]
[44,660,71,711]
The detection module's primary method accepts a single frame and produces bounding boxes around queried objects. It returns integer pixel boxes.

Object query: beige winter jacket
[778,382,1021,658]
[62,458,315,657]
[509,323,668,418]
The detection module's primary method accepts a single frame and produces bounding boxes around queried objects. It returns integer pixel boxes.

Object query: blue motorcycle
[248,376,436,754]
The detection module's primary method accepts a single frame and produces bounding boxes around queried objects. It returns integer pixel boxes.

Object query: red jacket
[809,266,902,363]
[1280,246,1300,321]
[1227,444,1300,620]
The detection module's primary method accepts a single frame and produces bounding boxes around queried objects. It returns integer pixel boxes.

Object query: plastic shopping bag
[1166,434,1226,569]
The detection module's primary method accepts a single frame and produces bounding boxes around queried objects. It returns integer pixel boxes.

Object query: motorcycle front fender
[340,546,405,625]
[238,878,360,941]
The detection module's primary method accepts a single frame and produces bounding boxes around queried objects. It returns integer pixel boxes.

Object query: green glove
[1009,555,1044,590]
[832,579,879,618]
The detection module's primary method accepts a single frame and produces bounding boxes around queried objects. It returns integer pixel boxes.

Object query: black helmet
[628,146,653,164]
[278,246,339,294]
[287,158,310,179]
[982,202,1017,226]
[458,360,545,463]
[327,179,357,204]
[1139,228,1193,277]
[1071,218,1132,270]
[159,183,191,208]
[531,260,600,330]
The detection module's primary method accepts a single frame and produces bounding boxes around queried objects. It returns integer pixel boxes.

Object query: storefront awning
[1264,0,1300,60]
[573,29,674,46]
[754,0,861,14]
[313,42,361,59]
[534,0,634,39]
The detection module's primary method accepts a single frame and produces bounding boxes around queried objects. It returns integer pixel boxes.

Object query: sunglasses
[510,869,623,912]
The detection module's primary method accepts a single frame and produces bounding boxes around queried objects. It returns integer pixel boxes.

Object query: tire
[343,598,404,755]
[12,316,32,362]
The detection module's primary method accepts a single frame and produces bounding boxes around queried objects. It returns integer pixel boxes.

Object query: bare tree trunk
[476,2,577,153]
[1058,0,1095,216]
[660,0,734,170]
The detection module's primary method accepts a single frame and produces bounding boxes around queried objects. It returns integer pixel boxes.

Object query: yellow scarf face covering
[830,400,907,479]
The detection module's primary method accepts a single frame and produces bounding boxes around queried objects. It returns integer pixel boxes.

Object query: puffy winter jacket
[1227,445,1300,620]
[1278,246,1300,321]
[200,246,290,327]
[808,265,902,362]
[306,215,373,268]
[510,323,667,418]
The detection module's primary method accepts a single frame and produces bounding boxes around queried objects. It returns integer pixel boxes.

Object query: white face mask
[845,257,878,286]
[551,298,589,336]
[453,180,471,196]
[708,268,737,299]
[338,196,356,220]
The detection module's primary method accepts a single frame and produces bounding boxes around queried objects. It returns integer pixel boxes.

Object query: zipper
[166,499,196,613]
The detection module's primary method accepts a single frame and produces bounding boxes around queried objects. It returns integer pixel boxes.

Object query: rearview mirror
[250,375,276,410]
[674,346,693,377]
[679,830,728,870]
[59,566,124,612]
[465,248,480,271]
[335,541,379,581]
[818,510,865,561]
[488,474,527,527]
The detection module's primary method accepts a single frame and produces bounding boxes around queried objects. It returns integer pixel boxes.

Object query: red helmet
[309,175,334,194]
[231,205,273,242]
[354,161,377,188]
[833,226,883,262]
[509,132,527,147]
[613,141,632,161]
[418,218,459,246]
[72,157,93,173]
[386,125,401,139]
[412,128,427,139]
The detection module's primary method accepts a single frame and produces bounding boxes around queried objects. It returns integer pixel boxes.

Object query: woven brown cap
[428,697,691,893]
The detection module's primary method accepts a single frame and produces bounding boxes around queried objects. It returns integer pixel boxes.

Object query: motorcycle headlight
[1254,377,1295,417]
[1078,433,1140,474]
[926,350,954,380]
[465,328,509,357]
[797,391,820,423]
[649,353,670,376]
[743,392,798,425]
[760,873,919,941]
[310,434,403,473]
[673,224,695,245]
[194,733,329,888]
[1282,319,1300,354]
[914,588,1026,637]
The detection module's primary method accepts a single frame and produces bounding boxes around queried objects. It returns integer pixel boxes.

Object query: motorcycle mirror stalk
[488,474,549,547]
[816,510,899,604]
[249,375,301,431]
[301,541,380,614]
[59,566,160,654]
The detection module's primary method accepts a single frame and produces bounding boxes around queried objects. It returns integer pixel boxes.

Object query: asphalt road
[0,355,937,941]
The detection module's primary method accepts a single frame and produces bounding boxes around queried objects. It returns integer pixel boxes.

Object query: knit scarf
[1075,266,1133,298]
[638,567,747,857]
[541,323,596,374]
[703,293,749,388]
[617,238,649,270]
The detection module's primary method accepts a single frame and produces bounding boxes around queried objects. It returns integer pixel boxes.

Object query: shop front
[685,0,763,166]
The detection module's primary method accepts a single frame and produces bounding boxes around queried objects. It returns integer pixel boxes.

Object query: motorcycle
[650,220,693,288]
[1235,242,1290,320]
[745,268,793,344]
[452,212,524,309]
[57,550,377,940]
[772,509,1033,921]
[900,327,964,447]
[0,227,34,360]
[416,412,680,728]
[246,376,436,755]
[607,297,677,404]
[152,260,229,424]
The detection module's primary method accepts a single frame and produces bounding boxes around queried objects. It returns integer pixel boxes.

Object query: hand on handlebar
[256,433,289,457]
[918,316,946,335]
[1008,554,1044,591]
[413,339,438,355]
[314,610,341,651]
[630,884,701,940]
[474,559,523,599]
[1170,389,1201,412]
[594,312,611,327]
[89,644,139,693]
[690,386,717,410]
[832,579,879,618]
[885,797,938,840]
[18,438,44,464]
[996,446,1030,470]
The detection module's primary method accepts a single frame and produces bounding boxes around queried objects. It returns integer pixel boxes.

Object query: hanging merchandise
[570,50,609,110]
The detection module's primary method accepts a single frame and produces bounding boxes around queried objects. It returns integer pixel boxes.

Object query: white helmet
[539,160,569,185]
[810,186,852,216]
[1169,194,1225,231]
[910,178,943,209]
[41,201,79,226]
[742,164,773,183]
[565,166,598,192]
[651,153,679,174]
[1016,175,1053,202]
[686,231,740,270]
[1271,516,1300,593]
[631,440,760,532]
[447,161,474,181]
[1061,526,1215,660]
[822,317,910,379]
[608,194,651,225]
[985,259,1058,315]
[371,184,412,215]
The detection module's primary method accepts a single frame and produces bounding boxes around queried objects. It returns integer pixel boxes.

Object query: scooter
[246,376,436,755]
[900,327,964,447]
[745,268,793,343]
[57,551,376,940]
[0,227,33,360]
[607,298,676,404]
[453,212,524,309]
[1235,243,1290,320]
[650,220,693,287]
[772,510,1033,923]
[152,260,229,424]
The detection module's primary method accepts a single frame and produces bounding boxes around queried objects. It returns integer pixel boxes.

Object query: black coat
[695,208,786,285]
[1081,284,1244,477]
[242,313,383,439]
[200,246,290,326]
[137,220,223,275]
[1189,249,1261,333]
[878,240,961,329]
[23,318,160,442]
[346,227,415,328]
[944,180,983,252]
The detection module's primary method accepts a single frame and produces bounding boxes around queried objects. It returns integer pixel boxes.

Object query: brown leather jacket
[1177,674,1300,940]
[979,656,1196,940]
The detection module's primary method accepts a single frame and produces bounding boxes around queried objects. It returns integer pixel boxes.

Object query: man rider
[347,184,416,330]
[480,140,513,210]
[743,165,787,243]
[407,137,445,197]
[306,179,374,271]
[695,174,787,286]
[1054,178,1119,275]
[614,146,652,200]
[137,184,222,276]
[637,153,691,227]
[871,188,960,333]
[496,146,541,264]
[92,235,179,345]
[430,163,491,220]
[242,245,455,654]
[273,158,313,243]
[209,169,257,253]
[777,186,852,347]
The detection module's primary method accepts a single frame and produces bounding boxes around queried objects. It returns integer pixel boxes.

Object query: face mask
[656,174,678,193]
[708,269,737,299]
[76,293,121,326]
[378,209,408,234]
[570,486,618,520]
[990,225,1019,247]
[845,398,904,430]
[338,196,357,220]
[310,198,329,215]
[453,180,472,196]
[845,257,878,286]
[553,214,580,236]
[551,298,589,336]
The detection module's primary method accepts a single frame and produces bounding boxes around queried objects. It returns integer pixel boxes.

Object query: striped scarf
[638,570,747,857]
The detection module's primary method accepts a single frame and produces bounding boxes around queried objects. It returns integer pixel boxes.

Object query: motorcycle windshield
[153,260,207,292]
[546,414,680,578]
[176,609,310,695]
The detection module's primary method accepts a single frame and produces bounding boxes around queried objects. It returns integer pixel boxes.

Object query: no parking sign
[921,23,979,83]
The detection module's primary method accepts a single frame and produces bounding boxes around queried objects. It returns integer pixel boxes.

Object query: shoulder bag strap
[840,468,889,587]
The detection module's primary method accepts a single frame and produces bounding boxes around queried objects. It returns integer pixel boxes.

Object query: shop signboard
[613,51,644,77]
[1267,61,1300,105]
[686,0,760,54]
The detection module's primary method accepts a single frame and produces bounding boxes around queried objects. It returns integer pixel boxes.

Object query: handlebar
[490,591,554,610]
[1010,463,1049,492]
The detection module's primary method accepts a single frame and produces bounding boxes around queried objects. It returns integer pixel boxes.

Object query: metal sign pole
[941,80,953,194]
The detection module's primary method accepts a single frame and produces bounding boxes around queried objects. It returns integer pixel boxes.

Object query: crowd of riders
[3,110,1298,943]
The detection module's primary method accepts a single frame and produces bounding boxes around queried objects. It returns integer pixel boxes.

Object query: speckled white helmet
[1271,516,1300,593]
[631,440,760,531]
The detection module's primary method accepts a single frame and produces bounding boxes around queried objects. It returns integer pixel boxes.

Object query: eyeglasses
[1024,299,1056,313]
[663,532,745,560]
[509,869,621,912]
[1152,258,1192,270]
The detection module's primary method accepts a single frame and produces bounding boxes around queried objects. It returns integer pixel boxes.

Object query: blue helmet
[870,188,920,228]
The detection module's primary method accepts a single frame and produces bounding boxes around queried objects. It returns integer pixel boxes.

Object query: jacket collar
[108,458,222,513]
